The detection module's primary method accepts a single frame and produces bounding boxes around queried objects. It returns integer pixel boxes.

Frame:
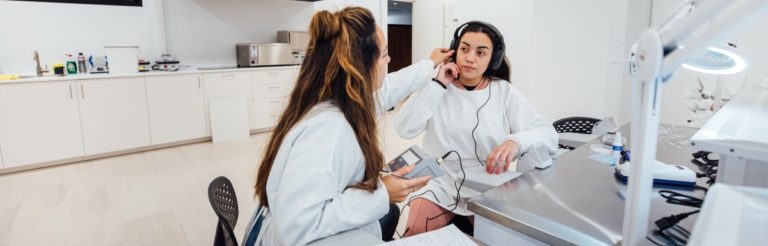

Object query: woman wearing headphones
[243,7,455,246]
[394,21,558,236]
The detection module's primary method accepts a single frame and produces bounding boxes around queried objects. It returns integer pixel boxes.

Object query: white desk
[468,124,705,245]
[558,132,600,148]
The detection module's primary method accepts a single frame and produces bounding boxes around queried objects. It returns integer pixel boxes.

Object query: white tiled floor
[0,112,421,246]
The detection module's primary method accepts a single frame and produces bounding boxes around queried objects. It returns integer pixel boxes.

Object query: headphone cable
[471,78,492,167]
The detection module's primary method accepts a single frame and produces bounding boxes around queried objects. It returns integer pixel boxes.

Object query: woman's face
[374,27,390,89]
[456,32,493,82]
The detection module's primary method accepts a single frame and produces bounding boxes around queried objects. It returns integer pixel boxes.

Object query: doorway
[387,0,413,72]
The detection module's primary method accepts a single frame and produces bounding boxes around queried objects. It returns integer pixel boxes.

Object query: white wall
[0,0,166,75]
[412,0,455,64]
[314,0,386,28]
[619,0,653,125]
[455,0,634,122]
[164,0,314,68]
[652,0,768,126]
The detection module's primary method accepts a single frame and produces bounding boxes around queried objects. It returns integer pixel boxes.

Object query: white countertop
[0,65,300,84]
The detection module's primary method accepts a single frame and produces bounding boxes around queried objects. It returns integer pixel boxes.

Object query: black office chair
[208,176,239,246]
[553,116,601,150]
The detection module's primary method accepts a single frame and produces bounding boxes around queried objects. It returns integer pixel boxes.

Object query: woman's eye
[460,47,469,52]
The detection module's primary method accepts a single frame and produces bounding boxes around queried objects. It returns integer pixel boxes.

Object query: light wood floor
[0,113,421,246]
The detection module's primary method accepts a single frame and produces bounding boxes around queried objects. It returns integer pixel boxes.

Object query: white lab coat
[394,79,557,215]
[682,72,746,127]
[242,60,435,246]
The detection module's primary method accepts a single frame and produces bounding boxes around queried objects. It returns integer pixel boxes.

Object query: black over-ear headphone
[450,21,506,71]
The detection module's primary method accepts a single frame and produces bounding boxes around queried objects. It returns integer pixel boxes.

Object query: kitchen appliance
[278,31,309,64]
[152,54,180,72]
[236,43,294,67]
[138,59,151,72]
[88,56,109,74]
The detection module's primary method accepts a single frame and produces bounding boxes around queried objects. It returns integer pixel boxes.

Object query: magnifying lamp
[622,0,768,245]
[681,45,749,75]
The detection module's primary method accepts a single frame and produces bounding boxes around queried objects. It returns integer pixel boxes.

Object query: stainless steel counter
[467,124,707,245]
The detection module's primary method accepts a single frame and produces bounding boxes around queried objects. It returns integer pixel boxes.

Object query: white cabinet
[0,81,85,167]
[250,67,299,130]
[202,71,252,134]
[77,77,151,155]
[145,74,206,145]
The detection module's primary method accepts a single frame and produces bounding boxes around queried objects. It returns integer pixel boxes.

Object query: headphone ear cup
[490,48,504,70]
[449,38,459,62]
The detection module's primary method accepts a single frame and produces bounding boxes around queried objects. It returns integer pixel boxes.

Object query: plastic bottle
[610,132,623,165]
[66,54,77,75]
[77,52,87,73]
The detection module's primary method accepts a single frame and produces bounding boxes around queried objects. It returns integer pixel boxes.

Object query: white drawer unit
[203,71,252,102]
[251,68,298,85]
[252,83,293,99]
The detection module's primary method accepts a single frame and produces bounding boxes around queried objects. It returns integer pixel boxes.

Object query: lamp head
[681,45,748,75]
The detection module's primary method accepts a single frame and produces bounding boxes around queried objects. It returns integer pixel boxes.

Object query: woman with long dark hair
[243,7,454,245]
[395,21,557,236]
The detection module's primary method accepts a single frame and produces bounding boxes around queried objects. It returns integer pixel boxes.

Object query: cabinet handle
[80,84,85,99]
[267,72,279,76]
[221,74,235,78]
[267,86,280,90]
[268,100,281,104]
[198,77,202,89]
[69,84,74,99]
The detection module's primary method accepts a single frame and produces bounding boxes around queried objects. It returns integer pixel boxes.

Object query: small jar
[53,63,65,76]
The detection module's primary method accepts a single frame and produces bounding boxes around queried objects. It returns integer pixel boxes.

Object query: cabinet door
[0,81,84,167]
[145,74,206,144]
[77,77,151,155]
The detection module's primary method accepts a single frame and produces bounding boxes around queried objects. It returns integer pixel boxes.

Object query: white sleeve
[375,60,435,115]
[504,87,558,153]
[393,82,448,139]
[682,75,713,113]
[270,121,389,246]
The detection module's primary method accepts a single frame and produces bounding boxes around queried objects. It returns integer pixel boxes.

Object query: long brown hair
[254,7,384,209]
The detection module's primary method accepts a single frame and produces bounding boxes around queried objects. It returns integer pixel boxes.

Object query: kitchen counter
[0,64,300,84]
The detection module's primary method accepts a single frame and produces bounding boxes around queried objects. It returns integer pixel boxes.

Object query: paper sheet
[378,224,478,246]
[462,166,521,192]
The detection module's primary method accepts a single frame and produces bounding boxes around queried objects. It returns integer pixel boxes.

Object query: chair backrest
[552,117,601,134]
[208,176,239,246]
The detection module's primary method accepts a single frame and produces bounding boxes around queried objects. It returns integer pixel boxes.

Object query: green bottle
[66,53,77,75]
